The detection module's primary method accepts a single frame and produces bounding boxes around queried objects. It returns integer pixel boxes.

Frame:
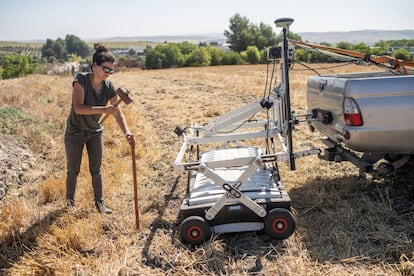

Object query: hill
[97,34,227,44]
[5,30,414,47]
[297,30,414,45]
[96,30,414,46]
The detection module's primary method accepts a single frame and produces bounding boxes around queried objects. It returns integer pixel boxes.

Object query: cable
[263,60,270,98]
[293,61,322,76]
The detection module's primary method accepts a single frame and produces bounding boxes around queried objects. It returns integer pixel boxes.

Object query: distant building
[113,45,144,56]
[220,43,231,52]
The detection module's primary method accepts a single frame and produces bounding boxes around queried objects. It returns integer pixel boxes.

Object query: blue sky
[1,0,413,41]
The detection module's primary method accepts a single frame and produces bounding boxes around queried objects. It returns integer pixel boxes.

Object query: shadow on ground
[289,159,414,263]
[0,208,66,272]
[140,158,414,273]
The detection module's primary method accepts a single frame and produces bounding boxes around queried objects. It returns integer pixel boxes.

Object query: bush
[116,56,141,69]
[245,46,260,64]
[145,44,184,69]
[185,47,211,67]
[1,54,34,79]
[145,47,163,69]
[160,43,184,68]
[393,48,411,61]
[206,46,223,66]
[0,106,59,151]
[221,51,244,65]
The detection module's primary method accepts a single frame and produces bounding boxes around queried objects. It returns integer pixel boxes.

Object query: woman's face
[94,62,114,79]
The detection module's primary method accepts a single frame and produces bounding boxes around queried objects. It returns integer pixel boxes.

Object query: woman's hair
[92,43,115,65]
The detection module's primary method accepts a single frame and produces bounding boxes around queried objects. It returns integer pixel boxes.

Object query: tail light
[343,97,363,126]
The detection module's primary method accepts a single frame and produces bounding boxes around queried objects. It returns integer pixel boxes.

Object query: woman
[65,43,132,214]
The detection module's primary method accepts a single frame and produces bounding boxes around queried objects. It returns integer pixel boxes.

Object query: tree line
[142,14,413,69]
[0,34,89,79]
[41,34,89,62]
[1,13,413,79]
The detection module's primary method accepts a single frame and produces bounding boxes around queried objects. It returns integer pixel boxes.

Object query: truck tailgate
[307,72,414,153]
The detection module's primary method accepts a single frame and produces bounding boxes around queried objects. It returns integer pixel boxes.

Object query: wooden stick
[130,135,140,230]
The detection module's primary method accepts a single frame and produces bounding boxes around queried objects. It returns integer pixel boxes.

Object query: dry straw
[0,64,413,275]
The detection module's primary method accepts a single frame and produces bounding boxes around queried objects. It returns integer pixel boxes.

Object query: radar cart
[174,18,319,245]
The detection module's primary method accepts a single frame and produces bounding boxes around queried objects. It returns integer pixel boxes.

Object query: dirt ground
[1,64,414,275]
[0,134,32,198]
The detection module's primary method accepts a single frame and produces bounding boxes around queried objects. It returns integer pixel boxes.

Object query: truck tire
[180,216,211,246]
[264,208,295,239]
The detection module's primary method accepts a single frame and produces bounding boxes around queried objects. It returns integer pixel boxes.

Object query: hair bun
[92,43,115,65]
[94,43,109,53]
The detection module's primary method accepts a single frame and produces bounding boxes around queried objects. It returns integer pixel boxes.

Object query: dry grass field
[0,63,414,275]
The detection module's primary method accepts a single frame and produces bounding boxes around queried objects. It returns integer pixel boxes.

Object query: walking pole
[130,135,140,230]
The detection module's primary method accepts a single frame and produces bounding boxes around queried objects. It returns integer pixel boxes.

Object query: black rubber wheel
[264,208,295,240]
[180,216,211,246]
[384,154,402,162]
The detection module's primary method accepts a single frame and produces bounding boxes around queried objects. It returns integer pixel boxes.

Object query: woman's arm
[109,94,132,137]
[72,82,116,115]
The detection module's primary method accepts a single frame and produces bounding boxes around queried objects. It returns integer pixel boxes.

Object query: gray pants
[65,130,104,203]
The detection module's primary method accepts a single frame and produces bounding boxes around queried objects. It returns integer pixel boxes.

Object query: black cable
[265,56,279,153]
[263,60,270,98]
[266,58,277,101]
[293,61,322,76]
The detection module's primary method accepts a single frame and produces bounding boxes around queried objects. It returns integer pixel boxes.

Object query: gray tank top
[66,73,116,133]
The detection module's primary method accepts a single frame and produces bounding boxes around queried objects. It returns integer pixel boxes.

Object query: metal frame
[174,18,320,237]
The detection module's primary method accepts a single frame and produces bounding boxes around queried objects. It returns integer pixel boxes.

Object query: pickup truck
[307,70,414,172]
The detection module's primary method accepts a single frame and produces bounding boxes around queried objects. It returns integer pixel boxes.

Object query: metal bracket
[199,159,267,220]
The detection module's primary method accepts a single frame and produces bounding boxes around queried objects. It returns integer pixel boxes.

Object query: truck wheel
[180,216,211,246]
[264,208,295,240]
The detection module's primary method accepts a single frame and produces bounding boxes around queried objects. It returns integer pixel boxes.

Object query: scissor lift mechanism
[174,18,319,245]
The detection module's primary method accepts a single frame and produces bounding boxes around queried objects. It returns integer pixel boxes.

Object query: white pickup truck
[288,39,414,172]
[307,70,414,171]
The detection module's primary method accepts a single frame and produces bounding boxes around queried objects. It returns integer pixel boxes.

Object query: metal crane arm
[289,39,414,74]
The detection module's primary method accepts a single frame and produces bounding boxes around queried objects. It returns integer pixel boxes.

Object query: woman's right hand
[104,105,117,114]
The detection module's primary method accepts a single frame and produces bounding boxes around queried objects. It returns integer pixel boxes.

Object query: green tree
[1,54,34,79]
[392,48,410,60]
[252,23,277,50]
[145,46,163,69]
[41,35,88,61]
[65,34,89,58]
[336,41,353,50]
[53,38,66,60]
[145,44,184,68]
[374,40,390,54]
[224,14,252,52]
[353,42,370,53]
[225,14,279,52]
[41,39,56,59]
[178,41,197,55]
[41,38,66,60]
[274,31,302,46]
[160,43,184,67]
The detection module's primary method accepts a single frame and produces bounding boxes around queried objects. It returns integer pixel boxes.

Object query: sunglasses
[99,65,115,74]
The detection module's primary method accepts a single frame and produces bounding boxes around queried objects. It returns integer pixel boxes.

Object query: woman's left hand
[125,132,134,146]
